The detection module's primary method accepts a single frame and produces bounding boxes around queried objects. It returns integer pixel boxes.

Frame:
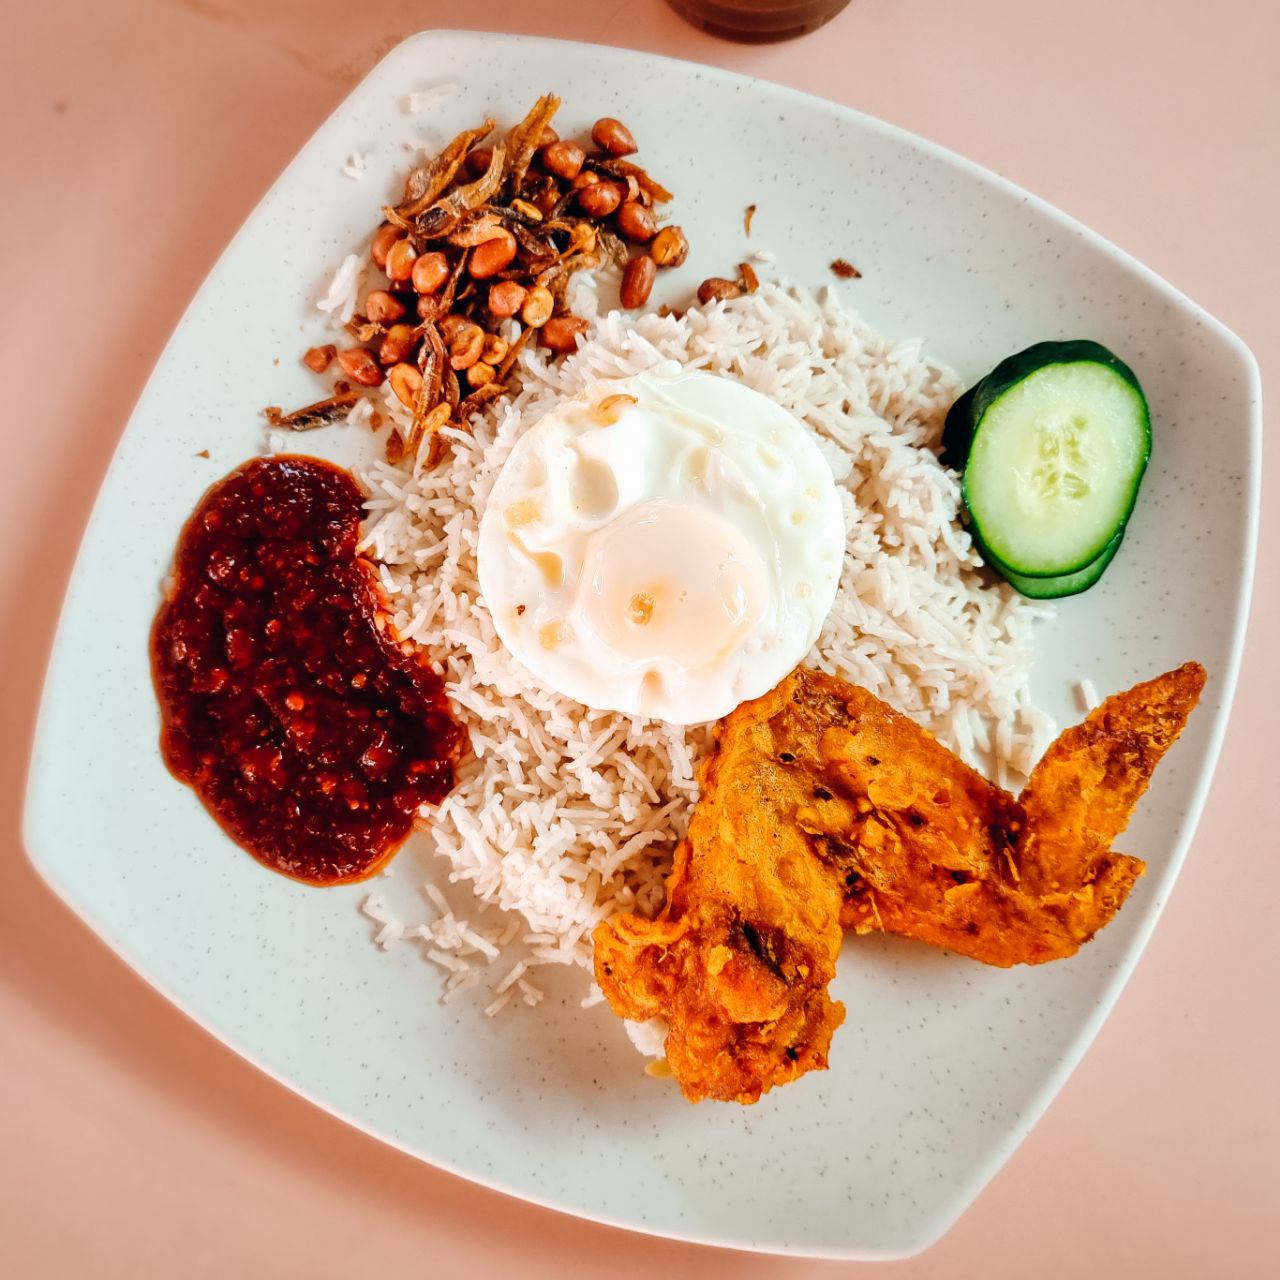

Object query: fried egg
[477,367,845,724]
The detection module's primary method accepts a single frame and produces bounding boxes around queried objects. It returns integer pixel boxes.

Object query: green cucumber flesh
[947,340,1151,578]
[997,532,1123,600]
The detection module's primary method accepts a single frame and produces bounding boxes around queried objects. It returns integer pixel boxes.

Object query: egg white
[477,367,845,724]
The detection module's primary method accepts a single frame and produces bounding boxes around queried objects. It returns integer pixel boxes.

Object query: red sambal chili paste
[151,455,466,885]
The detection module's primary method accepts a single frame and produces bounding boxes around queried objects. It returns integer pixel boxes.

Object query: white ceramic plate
[24,31,1260,1260]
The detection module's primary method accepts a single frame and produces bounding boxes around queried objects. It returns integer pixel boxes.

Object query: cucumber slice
[998,532,1123,600]
[946,340,1150,578]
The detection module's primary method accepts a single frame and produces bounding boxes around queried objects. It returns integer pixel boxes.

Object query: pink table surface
[3,2,1276,1275]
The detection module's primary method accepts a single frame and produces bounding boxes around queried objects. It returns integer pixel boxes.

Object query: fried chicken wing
[594,663,1205,1103]
[825,663,1205,965]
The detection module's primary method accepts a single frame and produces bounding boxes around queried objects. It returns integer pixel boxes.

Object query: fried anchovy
[424,431,450,471]
[539,216,580,239]
[488,202,546,230]
[507,220,554,260]
[538,250,598,308]
[411,324,446,445]
[447,211,506,247]
[504,93,560,197]
[263,389,361,432]
[436,253,467,316]
[395,117,494,219]
[410,143,507,240]
[595,225,629,269]
[586,156,673,203]
[457,381,506,422]
[542,187,578,224]
[496,324,534,381]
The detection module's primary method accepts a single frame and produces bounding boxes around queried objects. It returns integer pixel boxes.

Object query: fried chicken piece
[593,674,850,1104]
[595,663,1205,1103]
[824,662,1206,964]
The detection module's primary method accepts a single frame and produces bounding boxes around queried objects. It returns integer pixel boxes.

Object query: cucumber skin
[940,384,979,471]
[996,532,1124,600]
[944,339,1152,578]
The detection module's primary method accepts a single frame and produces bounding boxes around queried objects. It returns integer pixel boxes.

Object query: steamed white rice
[347,276,1053,1005]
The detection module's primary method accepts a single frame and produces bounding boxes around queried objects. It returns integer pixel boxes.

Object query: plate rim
[22,27,1264,1261]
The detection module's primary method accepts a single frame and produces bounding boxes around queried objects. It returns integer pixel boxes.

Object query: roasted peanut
[488,280,528,319]
[371,224,401,270]
[462,146,493,180]
[468,229,518,279]
[569,221,597,253]
[649,225,689,268]
[615,200,656,243]
[571,170,600,190]
[336,347,384,387]
[364,289,405,323]
[542,141,586,181]
[411,251,450,294]
[446,320,485,370]
[576,181,622,218]
[480,333,509,364]
[620,254,657,309]
[467,361,497,388]
[520,284,554,328]
[437,314,468,341]
[537,124,559,149]
[697,276,744,304]
[539,315,588,353]
[388,362,424,409]
[302,344,336,373]
[591,117,637,156]
[385,238,418,283]
[379,323,418,365]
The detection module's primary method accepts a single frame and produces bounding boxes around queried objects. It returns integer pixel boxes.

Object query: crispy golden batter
[593,675,849,1104]
[594,663,1205,1103]
[826,663,1206,964]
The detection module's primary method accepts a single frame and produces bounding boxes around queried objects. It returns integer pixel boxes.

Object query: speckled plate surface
[23,31,1260,1260]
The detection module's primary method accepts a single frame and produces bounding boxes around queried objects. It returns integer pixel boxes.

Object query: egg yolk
[575,499,767,673]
